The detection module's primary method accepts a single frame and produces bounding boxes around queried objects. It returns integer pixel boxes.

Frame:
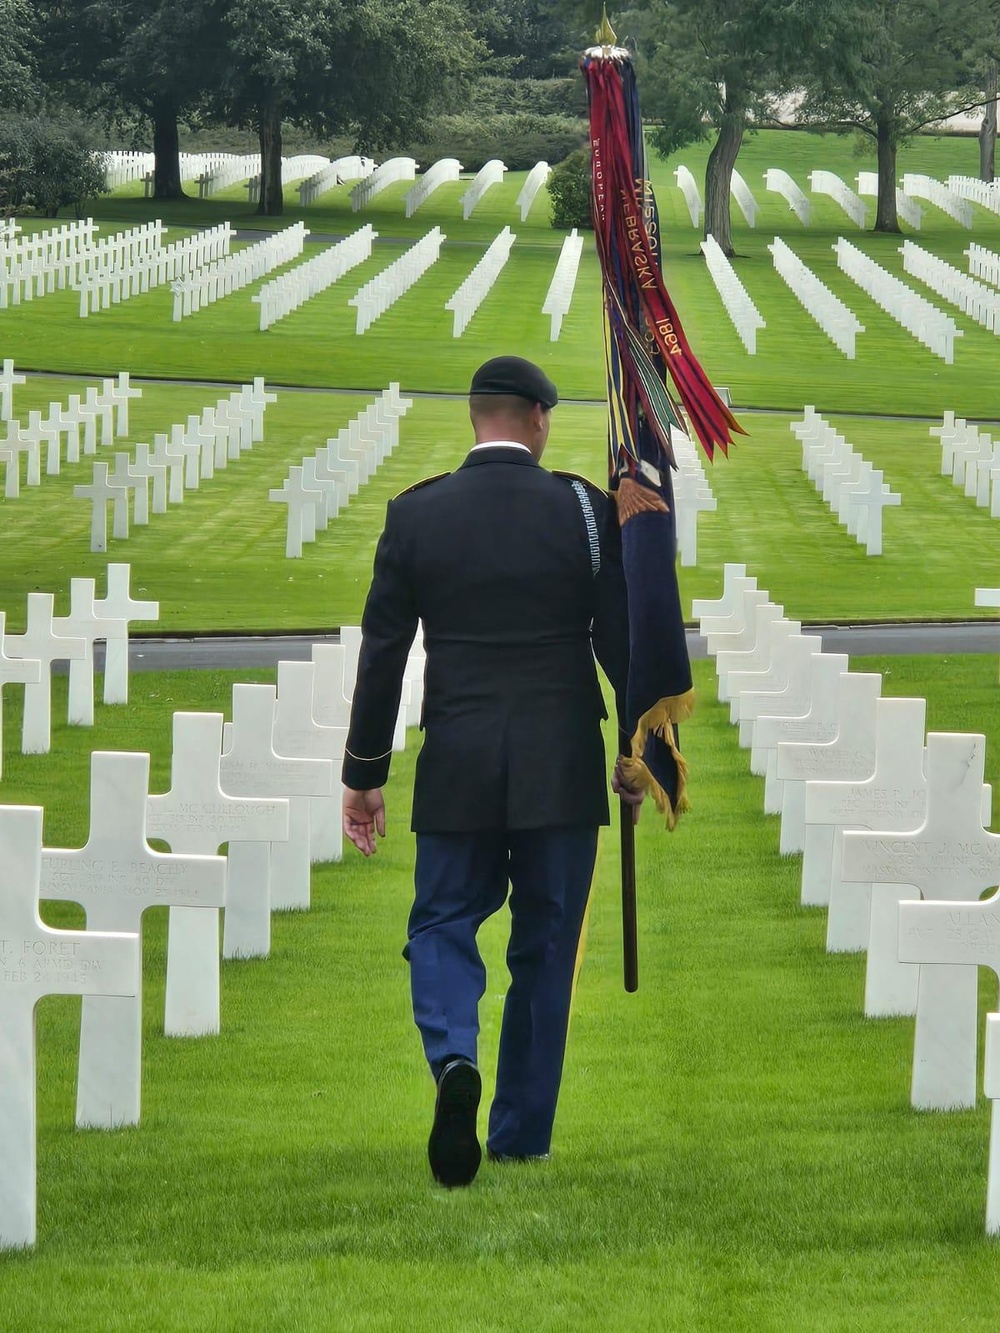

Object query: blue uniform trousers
[408,826,598,1159]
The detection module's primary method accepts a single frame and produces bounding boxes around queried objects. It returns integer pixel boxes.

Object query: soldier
[342,355,641,1187]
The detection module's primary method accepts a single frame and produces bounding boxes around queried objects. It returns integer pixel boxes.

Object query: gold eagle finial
[595,6,618,47]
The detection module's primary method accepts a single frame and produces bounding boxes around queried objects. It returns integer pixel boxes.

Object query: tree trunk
[152,105,185,201]
[258,101,283,216]
[873,106,900,233]
[981,60,997,184]
[703,82,744,257]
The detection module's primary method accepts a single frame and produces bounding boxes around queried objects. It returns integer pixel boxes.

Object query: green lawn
[3,125,1000,1327]
[1,658,1000,1328]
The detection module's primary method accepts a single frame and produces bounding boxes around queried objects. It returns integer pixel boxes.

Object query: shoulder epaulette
[552,470,610,500]
[392,472,450,500]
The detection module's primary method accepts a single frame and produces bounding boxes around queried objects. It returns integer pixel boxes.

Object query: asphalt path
[64,622,999,674]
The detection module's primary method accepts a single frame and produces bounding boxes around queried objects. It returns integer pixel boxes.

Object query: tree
[800,0,983,232]
[0,0,38,112]
[0,112,107,216]
[34,0,220,200]
[217,0,483,216]
[617,0,836,255]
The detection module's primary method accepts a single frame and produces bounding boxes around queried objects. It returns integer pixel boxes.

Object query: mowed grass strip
[0,656,999,1327]
[3,375,1000,628]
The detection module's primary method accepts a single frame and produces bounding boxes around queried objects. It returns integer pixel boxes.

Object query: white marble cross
[3,594,86,754]
[269,467,323,558]
[736,634,823,753]
[51,579,127,727]
[846,732,1000,1110]
[220,684,333,958]
[74,462,129,553]
[26,410,61,477]
[130,443,169,514]
[273,661,346,864]
[93,563,159,705]
[147,712,289,1036]
[108,372,142,436]
[0,805,139,1248]
[0,612,40,779]
[1,421,41,497]
[0,358,26,421]
[107,451,150,527]
[40,750,226,1127]
[754,653,851,809]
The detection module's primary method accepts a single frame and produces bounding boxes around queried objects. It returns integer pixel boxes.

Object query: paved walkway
[84,621,999,673]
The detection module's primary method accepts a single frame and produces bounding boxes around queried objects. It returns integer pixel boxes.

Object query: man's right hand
[343,786,386,856]
[612,757,644,826]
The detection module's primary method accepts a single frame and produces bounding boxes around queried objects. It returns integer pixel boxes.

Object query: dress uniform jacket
[342,445,631,833]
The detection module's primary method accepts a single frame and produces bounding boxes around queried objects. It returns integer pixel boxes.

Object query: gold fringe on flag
[619,688,695,829]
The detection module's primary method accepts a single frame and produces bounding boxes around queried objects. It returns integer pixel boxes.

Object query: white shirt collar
[469,440,531,454]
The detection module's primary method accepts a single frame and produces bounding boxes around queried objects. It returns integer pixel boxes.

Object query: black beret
[469,356,558,409]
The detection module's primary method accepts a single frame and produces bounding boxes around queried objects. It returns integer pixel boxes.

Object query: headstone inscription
[220,684,332,957]
[146,711,289,1036]
[92,563,159,705]
[3,594,86,754]
[845,732,1000,1110]
[39,751,226,1127]
[0,805,139,1249]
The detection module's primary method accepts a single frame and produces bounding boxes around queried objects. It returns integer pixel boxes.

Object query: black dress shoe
[428,1058,482,1187]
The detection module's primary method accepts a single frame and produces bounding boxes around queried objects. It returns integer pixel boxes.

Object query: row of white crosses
[694,563,1000,1233]
[405,159,462,218]
[244,155,332,206]
[517,162,550,222]
[0,221,163,309]
[949,175,1000,216]
[0,218,100,299]
[351,157,417,212]
[0,612,426,1247]
[445,227,516,337]
[268,385,412,558]
[101,150,154,188]
[1,371,141,500]
[768,236,865,358]
[930,411,1000,515]
[809,171,866,228]
[834,237,962,363]
[348,228,444,334]
[75,380,276,553]
[791,407,901,555]
[856,172,923,229]
[899,240,1000,335]
[966,241,1000,288]
[253,225,376,331]
[0,564,157,767]
[901,174,973,228]
[764,168,811,224]
[297,156,374,206]
[170,222,309,321]
[670,426,716,567]
[75,223,235,319]
[462,160,506,220]
[196,154,261,199]
[700,233,766,354]
[542,228,584,341]
[674,166,702,227]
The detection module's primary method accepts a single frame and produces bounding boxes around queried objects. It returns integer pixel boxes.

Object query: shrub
[403,112,587,173]
[0,112,107,217]
[547,146,592,230]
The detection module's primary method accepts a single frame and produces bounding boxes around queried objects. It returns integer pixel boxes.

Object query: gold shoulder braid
[393,472,450,500]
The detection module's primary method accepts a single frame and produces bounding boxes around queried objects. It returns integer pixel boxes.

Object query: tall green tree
[217,0,482,217]
[613,0,836,255]
[0,0,38,111]
[34,0,220,200]
[800,0,983,231]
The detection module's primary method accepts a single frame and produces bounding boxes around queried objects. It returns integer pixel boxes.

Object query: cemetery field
[2,371,999,629]
[1,656,1000,1329]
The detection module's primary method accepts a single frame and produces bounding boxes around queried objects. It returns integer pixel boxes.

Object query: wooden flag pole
[620,795,638,991]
